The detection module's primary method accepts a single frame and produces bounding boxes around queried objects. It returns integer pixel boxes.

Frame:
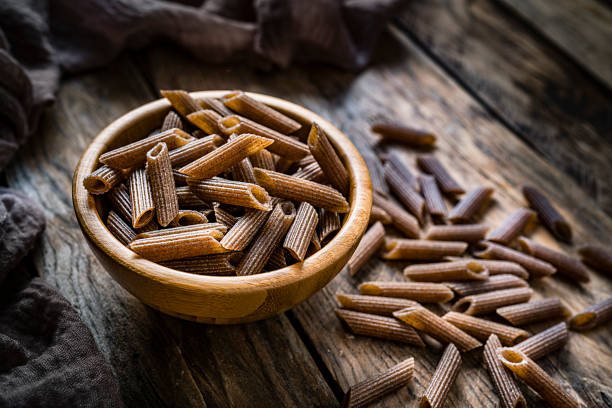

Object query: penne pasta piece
[221,207,276,250]
[364,151,388,197]
[186,109,222,134]
[443,312,530,346]
[198,97,233,116]
[249,148,276,171]
[444,274,528,297]
[474,241,556,279]
[160,253,238,275]
[497,298,567,326]
[498,348,580,408]
[169,135,224,168]
[382,239,467,261]
[522,185,572,242]
[173,169,188,186]
[213,203,238,228]
[476,260,529,280]
[222,91,301,134]
[236,202,296,276]
[373,193,419,238]
[254,168,349,213]
[188,177,271,211]
[283,202,318,261]
[308,123,349,194]
[169,210,208,227]
[569,297,612,331]
[369,205,391,225]
[84,165,123,194]
[419,174,446,217]
[230,156,257,184]
[107,210,136,245]
[266,247,288,270]
[404,260,489,282]
[425,224,488,243]
[161,111,183,131]
[176,186,209,209]
[218,115,309,160]
[372,123,436,147]
[416,155,464,195]
[518,237,589,283]
[448,186,494,223]
[386,152,420,191]
[452,287,533,316]
[179,133,272,179]
[296,154,316,168]
[343,357,415,408]
[128,168,155,228]
[514,322,568,360]
[578,244,612,275]
[419,343,461,408]
[336,293,419,316]
[486,208,537,245]
[129,229,228,262]
[160,90,201,116]
[483,335,526,408]
[384,162,425,222]
[336,309,425,346]
[318,208,341,242]
[107,184,132,222]
[146,142,178,226]
[292,161,326,183]
[100,128,194,169]
[359,281,454,303]
[347,221,385,276]
[394,307,481,352]
[134,223,226,240]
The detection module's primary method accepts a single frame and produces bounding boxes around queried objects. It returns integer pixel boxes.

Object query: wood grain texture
[397,0,612,216]
[5,58,337,407]
[142,24,612,406]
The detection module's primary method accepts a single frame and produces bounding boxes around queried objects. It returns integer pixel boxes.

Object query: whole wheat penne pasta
[218,115,309,160]
[364,151,388,197]
[336,309,425,346]
[213,203,238,228]
[369,205,391,225]
[483,335,526,408]
[161,111,183,131]
[135,217,160,234]
[310,230,322,252]
[160,90,202,116]
[386,152,420,191]
[169,135,224,168]
[318,208,341,242]
[486,208,536,245]
[100,128,194,169]
[107,184,132,222]
[420,343,461,408]
[474,241,556,279]
[522,185,572,242]
[384,162,425,222]
[336,293,419,316]
[448,186,494,223]
[497,298,566,326]
[249,148,276,171]
[452,287,533,316]
[221,206,277,250]
[444,274,528,297]
[160,253,238,275]
[425,224,488,243]
[518,237,589,283]
[443,311,529,346]
[254,168,348,213]
[173,169,188,186]
[419,174,446,217]
[292,161,326,183]
[129,229,228,262]
[416,155,464,195]
[404,260,489,282]
[175,186,209,209]
[146,142,178,226]
[134,223,226,240]
[266,247,288,270]
[347,221,385,276]
[198,97,233,116]
[107,210,136,245]
[230,156,257,184]
[179,134,272,179]
[222,91,301,134]
[382,239,467,261]
[236,202,296,276]
[578,244,612,275]
[475,260,529,280]
[188,177,271,211]
[84,165,123,194]
[169,210,207,227]
[296,154,316,168]
[186,109,222,134]
[128,169,155,228]
[514,322,567,360]
[343,357,415,408]
[359,281,454,303]
[569,297,612,331]
[373,193,419,238]
[498,348,580,408]
[283,202,318,261]
[307,123,349,194]
[372,123,436,147]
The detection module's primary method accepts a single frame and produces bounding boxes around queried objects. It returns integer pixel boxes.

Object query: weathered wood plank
[499,0,612,89]
[143,28,612,406]
[5,57,337,408]
[396,0,612,217]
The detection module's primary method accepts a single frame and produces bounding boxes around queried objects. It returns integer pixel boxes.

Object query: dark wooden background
[6,1,612,407]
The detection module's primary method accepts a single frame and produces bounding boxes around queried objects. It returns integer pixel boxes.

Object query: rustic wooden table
[6,1,612,407]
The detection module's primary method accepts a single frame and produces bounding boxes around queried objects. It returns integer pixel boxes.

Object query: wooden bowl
[72,91,372,324]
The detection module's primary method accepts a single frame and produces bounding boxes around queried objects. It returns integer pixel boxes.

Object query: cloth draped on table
[0,0,403,406]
